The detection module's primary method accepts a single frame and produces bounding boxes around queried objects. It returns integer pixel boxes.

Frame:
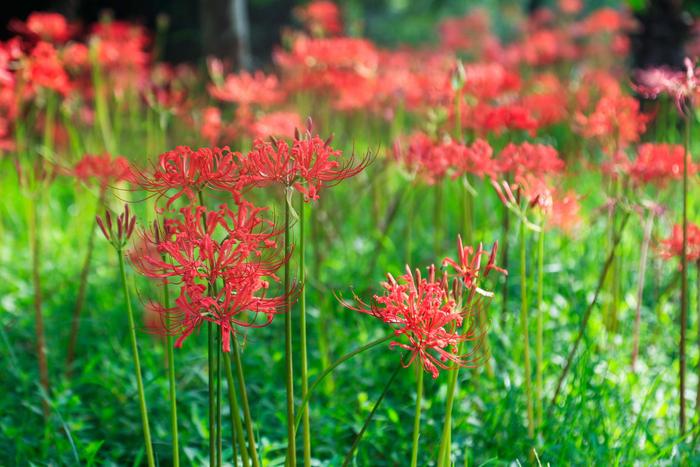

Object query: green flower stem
[224,350,249,467]
[66,188,106,374]
[217,335,222,467]
[231,337,260,467]
[341,360,403,467]
[680,113,692,434]
[410,364,424,467]
[284,187,296,466]
[117,251,155,467]
[298,195,311,466]
[520,216,534,441]
[161,258,180,467]
[535,222,545,430]
[434,182,444,255]
[294,334,393,433]
[208,322,216,465]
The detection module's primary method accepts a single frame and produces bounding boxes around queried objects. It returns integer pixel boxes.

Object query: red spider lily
[248,111,303,140]
[438,9,494,56]
[97,204,137,249]
[200,106,223,145]
[452,139,496,179]
[393,134,494,184]
[344,237,505,378]
[496,142,564,178]
[139,146,242,208]
[548,191,582,234]
[660,223,700,263]
[132,202,290,351]
[90,21,150,70]
[576,95,649,150]
[392,132,450,184]
[295,0,343,37]
[292,126,370,201]
[458,62,520,101]
[24,41,71,95]
[10,12,76,43]
[208,70,284,107]
[634,58,700,114]
[241,121,368,201]
[74,154,134,188]
[344,265,473,379]
[630,143,697,186]
[559,0,583,15]
[442,237,506,290]
[478,104,540,136]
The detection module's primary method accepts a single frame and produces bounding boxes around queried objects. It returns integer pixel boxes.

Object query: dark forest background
[0,0,697,69]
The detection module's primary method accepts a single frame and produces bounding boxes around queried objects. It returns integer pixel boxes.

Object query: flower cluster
[344,237,506,378]
[133,202,289,351]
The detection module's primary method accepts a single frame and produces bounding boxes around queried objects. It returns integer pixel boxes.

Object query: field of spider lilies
[3,0,700,465]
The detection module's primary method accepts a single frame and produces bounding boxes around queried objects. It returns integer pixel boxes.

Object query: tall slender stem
[410,365,424,467]
[341,361,403,467]
[298,196,311,466]
[216,333,222,467]
[232,337,260,466]
[66,188,106,374]
[680,113,691,434]
[208,323,216,465]
[117,251,155,467]
[28,192,50,420]
[695,261,700,423]
[520,217,534,440]
[535,223,545,430]
[631,212,654,371]
[157,254,179,466]
[284,188,296,466]
[224,350,249,467]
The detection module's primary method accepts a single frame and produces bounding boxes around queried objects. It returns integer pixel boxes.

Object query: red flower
[634,58,699,114]
[74,154,134,188]
[132,203,290,351]
[496,142,564,177]
[208,70,284,107]
[660,223,700,263]
[24,41,71,95]
[247,111,303,140]
[576,95,649,150]
[241,123,368,200]
[11,12,75,43]
[345,265,470,378]
[139,146,242,208]
[295,0,343,36]
[630,143,696,186]
[344,237,505,378]
[200,107,223,145]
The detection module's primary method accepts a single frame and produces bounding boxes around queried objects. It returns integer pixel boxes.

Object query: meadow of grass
[1,1,700,466]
